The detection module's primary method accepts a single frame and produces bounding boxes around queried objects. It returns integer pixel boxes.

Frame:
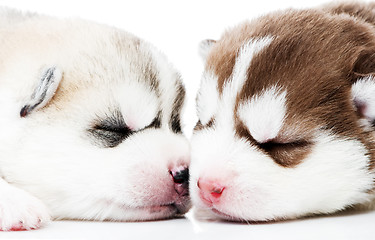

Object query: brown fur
[205,2,375,168]
[194,118,215,132]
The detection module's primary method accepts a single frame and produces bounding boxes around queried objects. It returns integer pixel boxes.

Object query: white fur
[352,76,375,121]
[190,127,374,220]
[0,178,50,231]
[116,82,159,131]
[0,9,190,230]
[198,39,216,61]
[238,86,287,143]
[196,71,219,125]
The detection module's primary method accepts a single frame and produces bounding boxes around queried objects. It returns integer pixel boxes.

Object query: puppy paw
[0,186,51,231]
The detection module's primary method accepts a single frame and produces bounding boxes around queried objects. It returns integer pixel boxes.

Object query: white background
[0,0,374,239]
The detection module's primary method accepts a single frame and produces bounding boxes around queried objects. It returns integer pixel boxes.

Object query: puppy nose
[197,179,224,204]
[172,168,189,184]
[170,168,189,195]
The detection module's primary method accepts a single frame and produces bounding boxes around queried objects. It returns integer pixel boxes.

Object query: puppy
[190,2,375,221]
[0,8,190,231]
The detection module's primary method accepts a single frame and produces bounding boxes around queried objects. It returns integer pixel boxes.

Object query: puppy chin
[126,194,192,221]
[105,200,191,221]
[192,197,245,222]
[192,206,245,222]
[120,205,179,221]
[193,207,219,221]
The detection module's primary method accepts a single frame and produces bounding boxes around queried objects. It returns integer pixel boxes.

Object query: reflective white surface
[1,210,375,239]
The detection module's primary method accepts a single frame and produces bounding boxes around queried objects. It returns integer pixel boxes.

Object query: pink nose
[197,179,225,204]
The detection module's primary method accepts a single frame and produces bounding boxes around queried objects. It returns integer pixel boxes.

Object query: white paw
[0,185,51,231]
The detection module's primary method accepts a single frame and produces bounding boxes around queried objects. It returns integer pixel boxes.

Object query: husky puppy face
[0,9,190,229]
[190,2,375,221]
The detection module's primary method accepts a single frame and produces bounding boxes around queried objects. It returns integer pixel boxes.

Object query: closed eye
[89,122,132,148]
[88,110,161,148]
[94,123,132,135]
[235,120,312,167]
[235,119,310,150]
[257,139,312,167]
[258,140,310,151]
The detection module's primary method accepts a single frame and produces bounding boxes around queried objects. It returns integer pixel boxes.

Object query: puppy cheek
[119,130,190,206]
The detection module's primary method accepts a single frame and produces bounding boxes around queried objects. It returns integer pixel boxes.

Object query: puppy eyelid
[257,139,311,150]
[88,113,161,148]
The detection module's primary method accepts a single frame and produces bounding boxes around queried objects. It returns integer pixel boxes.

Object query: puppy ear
[350,46,375,125]
[351,76,375,125]
[20,66,63,117]
[352,49,375,77]
[199,39,216,61]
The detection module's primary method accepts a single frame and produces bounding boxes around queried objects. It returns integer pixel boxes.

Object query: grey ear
[351,75,375,125]
[199,39,216,61]
[20,66,63,117]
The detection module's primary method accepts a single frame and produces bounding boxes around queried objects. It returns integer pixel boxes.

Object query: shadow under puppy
[0,8,190,231]
[190,1,375,221]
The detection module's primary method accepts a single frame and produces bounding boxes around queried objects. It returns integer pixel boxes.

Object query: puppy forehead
[196,37,274,125]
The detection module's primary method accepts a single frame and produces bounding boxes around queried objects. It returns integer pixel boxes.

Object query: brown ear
[351,75,375,125]
[350,47,375,125]
[352,48,375,77]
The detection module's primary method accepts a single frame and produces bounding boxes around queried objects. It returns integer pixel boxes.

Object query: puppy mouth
[139,204,177,214]
[104,194,191,221]
[143,201,190,215]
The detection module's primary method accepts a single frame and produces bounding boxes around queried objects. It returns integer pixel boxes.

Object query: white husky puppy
[0,8,190,231]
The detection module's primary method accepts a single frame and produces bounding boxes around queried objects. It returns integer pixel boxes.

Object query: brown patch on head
[194,118,215,132]
[205,24,254,94]
[322,1,375,26]
[47,30,162,113]
[170,77,186,133]
[259,140,311,167]
[206,4,375,169]
[112,32,161,95]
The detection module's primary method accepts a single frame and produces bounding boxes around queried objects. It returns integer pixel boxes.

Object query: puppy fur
[191,2,375,221]
[0,8,190,230]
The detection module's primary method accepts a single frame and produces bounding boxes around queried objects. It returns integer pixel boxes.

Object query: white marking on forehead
[218,37,274,127]
[222,37,274,102]
[117,82,159,131]
[196,71,219,125]
[238,86,287,143]
[196,37,274,129]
